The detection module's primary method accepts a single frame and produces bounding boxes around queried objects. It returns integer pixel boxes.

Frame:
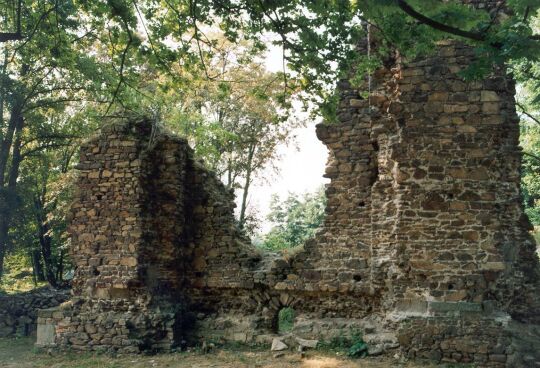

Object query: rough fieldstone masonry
[37,1,540,366]
[0,287,68,338]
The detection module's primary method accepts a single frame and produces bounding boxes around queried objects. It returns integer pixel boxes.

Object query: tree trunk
[0,234,5,280]
[34,194,57,288]
[0,100,24,280]
[56,249,64,283]
[239,142,256,229]
[31,249,45,282]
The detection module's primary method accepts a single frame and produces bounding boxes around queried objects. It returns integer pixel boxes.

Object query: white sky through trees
[243,44,329,234]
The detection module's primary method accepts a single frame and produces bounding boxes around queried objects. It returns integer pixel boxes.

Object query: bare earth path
[0,338,442,368]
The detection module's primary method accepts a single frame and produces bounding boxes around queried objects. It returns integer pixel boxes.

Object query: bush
[261,186,326,251]
[319,329,368,358]
[277,307,295,333]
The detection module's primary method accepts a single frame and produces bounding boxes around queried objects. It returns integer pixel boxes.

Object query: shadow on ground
[0,338,447,368]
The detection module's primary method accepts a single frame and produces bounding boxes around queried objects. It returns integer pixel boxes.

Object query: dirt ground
[0,337,446,368]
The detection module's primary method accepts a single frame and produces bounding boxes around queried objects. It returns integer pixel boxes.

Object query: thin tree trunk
[226,155,233,188]
[239,142,256,228]
[34,192,57,288]
[31,249,45,282]
[0,107,19,185]
[0,235,5,279]
[56,249,64,283]
[0,46,8,144]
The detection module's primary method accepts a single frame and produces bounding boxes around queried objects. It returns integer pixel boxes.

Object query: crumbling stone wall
[38,1,540,365]
[0,287,68,337]
[36,121,267,351]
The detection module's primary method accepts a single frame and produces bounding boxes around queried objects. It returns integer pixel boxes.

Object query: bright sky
[240,44,329,234]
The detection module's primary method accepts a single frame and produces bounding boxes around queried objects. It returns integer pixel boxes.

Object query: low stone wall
[396,312,540,367]
[0,287,69,337]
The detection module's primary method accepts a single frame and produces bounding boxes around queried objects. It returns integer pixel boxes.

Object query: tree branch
[523,151,540,164]
[396,0,539,45]
[396,0,484,41]
[105,17,133,115]
[0,33,23,42]
[516,101,540,127]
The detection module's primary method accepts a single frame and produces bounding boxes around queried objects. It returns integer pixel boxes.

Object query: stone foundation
[37,2,540,365]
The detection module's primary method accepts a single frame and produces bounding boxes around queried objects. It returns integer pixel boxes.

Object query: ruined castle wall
[39,123,191,352]
[37,1,540,363]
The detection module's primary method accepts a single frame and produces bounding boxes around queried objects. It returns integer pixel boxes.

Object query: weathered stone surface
[271,338,288,351]
[36,324,56,346]
[295,337,318,349]
[0,287,68,338]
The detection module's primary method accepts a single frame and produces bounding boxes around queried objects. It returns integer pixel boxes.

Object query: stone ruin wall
[0,287,68,338]
[37,1,540,365]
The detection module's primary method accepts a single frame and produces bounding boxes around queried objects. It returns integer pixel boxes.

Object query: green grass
[277,307,295,333]
[0,254,47,294]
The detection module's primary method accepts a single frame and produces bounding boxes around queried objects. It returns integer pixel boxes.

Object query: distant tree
[262,186,326,251]
[520,107,540,225]
[127,37,302,230]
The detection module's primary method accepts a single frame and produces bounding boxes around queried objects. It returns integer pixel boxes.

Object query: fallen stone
[273,352,285,358]
[368,346,384,356]
[271,338,288,351]
[295,337,318,349]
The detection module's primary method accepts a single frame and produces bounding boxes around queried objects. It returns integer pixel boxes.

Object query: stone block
[36,323,56,347]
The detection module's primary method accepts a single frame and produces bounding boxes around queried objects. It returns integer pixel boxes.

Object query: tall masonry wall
[38,2,540,366]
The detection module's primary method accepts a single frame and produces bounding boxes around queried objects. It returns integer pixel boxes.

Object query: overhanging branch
[0,32,22,42]
[396,0,539,45]
[396,0,484,41]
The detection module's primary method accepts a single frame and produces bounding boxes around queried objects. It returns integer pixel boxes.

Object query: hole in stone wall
[448,284,454,290]
[244,122,329,251]
[277,307,295,334]
[353,274,362,281]
[370,165,379,186]
[358,201,366,207]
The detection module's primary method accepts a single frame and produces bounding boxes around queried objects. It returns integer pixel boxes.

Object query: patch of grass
[318,328,368,358]
[0,253,47,294]
[277,307,295,333]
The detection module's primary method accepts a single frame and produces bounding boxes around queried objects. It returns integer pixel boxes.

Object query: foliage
[318,328,367,358]
[520,121,540,225]
[347,339,368,359]
[0,251,47,293]
[262,186,326,251]
[124,36,302,231]
[277,307,295,333]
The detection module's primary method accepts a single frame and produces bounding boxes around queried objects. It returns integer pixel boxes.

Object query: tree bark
[0,64,27,280]
[239,142,256,229]
[34,192,57,288]
[56,249,64,283]
[31,249,45,282]
[0,102,23,279]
